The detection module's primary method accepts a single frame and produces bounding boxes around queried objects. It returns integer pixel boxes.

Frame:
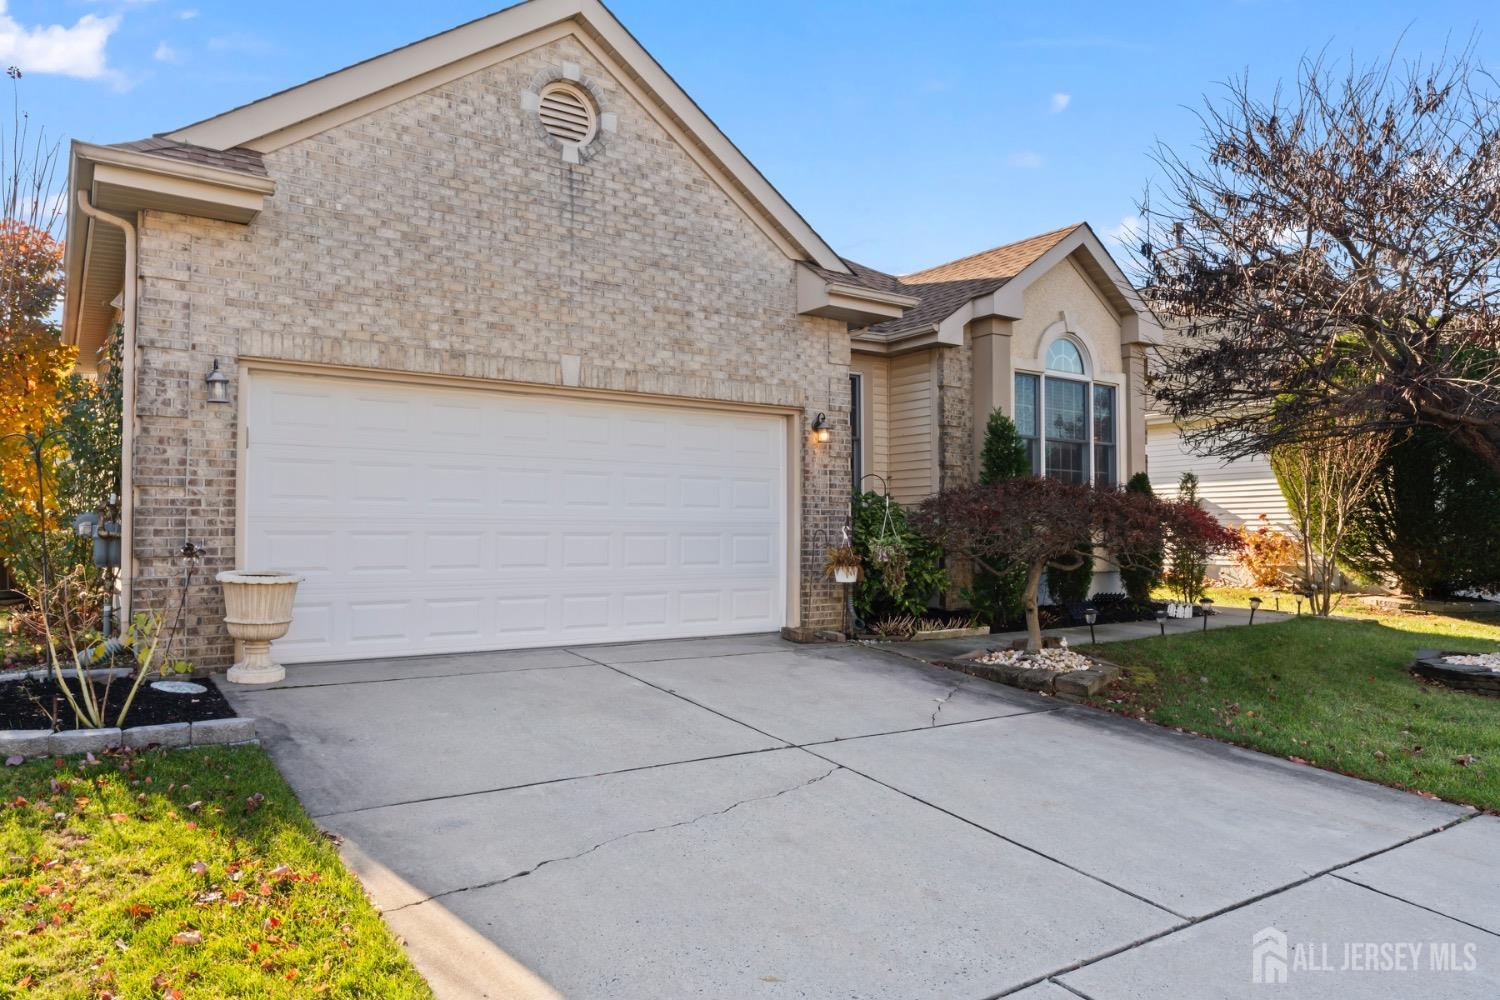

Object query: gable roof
[850,223,1158,343]
[900,223,1082,284]
[155,0,849,274]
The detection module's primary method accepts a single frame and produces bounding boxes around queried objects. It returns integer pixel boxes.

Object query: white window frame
[1015,334,1120,487]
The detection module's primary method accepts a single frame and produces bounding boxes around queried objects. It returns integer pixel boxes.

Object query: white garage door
[244,372,788,663]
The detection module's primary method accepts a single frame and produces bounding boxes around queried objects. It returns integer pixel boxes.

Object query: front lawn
[0,745,431,998]
[1089,611,1500,812]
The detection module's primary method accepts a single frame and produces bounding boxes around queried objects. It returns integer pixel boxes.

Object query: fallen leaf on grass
[1454,754,1478,767]
[170,930,202,946]
[5,755,22,767]
[189,862,208,876]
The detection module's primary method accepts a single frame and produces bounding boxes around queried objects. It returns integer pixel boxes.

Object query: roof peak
[900,223,1084,284]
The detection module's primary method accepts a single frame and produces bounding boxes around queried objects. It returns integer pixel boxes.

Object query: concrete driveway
[222,636,1499,999]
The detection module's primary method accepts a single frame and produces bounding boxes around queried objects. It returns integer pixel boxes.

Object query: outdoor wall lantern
[811,412,831,444]
[1199,596,1215,632]
[205,359,231,404]
[1083,606,1098,644]
[1248,596,1263,625]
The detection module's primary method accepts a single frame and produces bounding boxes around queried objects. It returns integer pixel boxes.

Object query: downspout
[75,191,137,623]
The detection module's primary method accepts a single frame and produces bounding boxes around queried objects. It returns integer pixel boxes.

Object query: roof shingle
[113,137,268,178]
[901,223,1082,284]
[837,224,1084,335]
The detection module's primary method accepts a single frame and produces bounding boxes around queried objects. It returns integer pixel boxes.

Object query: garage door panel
[247,373,787,661]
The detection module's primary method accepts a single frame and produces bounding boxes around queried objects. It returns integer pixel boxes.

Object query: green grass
[0,745,432,998]
[1088,610,1500,812]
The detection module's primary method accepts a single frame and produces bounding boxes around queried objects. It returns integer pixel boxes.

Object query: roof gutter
[73,191,137,623]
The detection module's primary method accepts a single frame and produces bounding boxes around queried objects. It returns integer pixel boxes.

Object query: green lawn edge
[1085,612,1500,813]
[0,745,433,998]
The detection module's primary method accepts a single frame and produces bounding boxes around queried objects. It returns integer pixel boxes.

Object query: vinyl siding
[1147,420,1291,529]
[888,350,937,505]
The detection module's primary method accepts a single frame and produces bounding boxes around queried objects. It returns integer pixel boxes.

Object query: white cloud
[1107,214,1143,248]
[207,32,275,55]
[0,1,118,80]
[178,8,199,19]
[1006,150,1044,169]
[153,41,178,62]
[1049,92,1071,113]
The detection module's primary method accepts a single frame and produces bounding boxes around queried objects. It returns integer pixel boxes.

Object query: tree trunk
[1023,559,1046,652]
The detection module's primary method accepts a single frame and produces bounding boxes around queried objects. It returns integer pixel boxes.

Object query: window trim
[1014,369,1121,486]
[849,372,864,492]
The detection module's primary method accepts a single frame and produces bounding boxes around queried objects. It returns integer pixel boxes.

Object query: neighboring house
[61,0,1159,668]
[1145,415,1291,531]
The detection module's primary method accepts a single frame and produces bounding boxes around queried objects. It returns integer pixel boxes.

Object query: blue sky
[18,0,1499,274]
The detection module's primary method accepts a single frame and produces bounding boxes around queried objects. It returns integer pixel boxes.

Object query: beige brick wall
[131,35,852,666]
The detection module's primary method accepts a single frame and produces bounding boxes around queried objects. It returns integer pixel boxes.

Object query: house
[61,0,1159,668]
[1145,416,1291,530]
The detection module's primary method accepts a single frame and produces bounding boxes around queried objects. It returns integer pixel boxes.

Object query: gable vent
[537,83,596,145]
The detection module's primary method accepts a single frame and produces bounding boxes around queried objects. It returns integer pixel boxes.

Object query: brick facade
[130,35,852,667]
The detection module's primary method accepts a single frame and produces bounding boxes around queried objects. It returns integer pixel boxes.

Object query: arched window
[1045,339,1085,375]
[1015,337,1118,487]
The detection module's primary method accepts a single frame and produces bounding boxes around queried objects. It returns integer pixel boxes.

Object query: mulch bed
[0,673,237,730]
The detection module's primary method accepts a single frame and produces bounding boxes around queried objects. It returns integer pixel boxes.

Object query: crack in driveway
[383,764,842,914]
[929,680,966,726]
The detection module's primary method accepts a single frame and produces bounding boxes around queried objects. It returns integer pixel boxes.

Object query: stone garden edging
[1411,648,1500,697]
[934,646,1123,700]
[0,716,257,761]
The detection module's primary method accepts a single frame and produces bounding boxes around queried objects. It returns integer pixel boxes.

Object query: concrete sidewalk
[223,633,1497,999]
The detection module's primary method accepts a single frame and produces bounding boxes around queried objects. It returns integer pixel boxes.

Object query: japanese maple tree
[914,478,1240,652]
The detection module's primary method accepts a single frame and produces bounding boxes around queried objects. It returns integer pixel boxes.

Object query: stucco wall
[131,34,851,666]
[1011,257,1126,383]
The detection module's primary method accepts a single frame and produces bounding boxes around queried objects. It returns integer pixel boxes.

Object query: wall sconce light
[205,359,231,404]
[811,412,831,444]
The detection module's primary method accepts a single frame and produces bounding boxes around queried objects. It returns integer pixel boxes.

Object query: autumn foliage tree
[0,73,79,588]
[914,478,1240,652]
[1138,47,1500,473]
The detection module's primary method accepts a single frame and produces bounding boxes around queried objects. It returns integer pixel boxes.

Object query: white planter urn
[832,567,859,585]
[217,571,303,684]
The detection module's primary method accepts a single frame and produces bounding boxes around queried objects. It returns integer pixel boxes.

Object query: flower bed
[1,670,236,730]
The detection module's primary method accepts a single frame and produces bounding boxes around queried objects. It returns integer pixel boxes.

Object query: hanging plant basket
[824,544,862,584]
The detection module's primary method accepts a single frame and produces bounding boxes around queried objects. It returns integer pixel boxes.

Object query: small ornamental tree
[979,410,1031,484]
[1163,472,1212,603]
[1118,472,1163,602]
[967,410,1031,626]
[915,477,1239,652]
